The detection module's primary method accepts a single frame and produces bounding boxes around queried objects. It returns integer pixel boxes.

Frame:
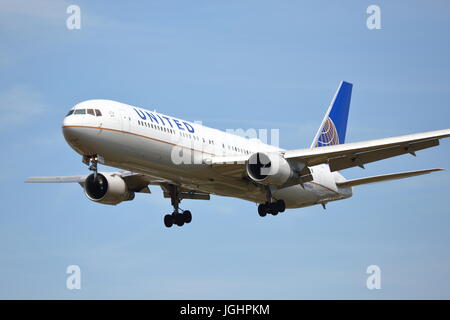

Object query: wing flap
[328,139,439,171]
[336,168,443,188]
[285,128,450,170]
[121,174,153,193]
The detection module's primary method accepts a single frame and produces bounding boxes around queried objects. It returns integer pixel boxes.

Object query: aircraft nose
[62,124,79,141]
[62,113,81,138]
[62,112,87,153]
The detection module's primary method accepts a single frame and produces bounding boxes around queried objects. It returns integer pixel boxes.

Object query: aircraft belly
[272,184,318,208]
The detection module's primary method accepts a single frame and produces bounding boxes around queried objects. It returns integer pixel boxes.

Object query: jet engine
[246,152,295,186]
[84,172,135,205]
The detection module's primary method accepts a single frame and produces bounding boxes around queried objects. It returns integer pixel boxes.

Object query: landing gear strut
[163,184,192,228]
[83,155,99,179]
[257,187,286,217]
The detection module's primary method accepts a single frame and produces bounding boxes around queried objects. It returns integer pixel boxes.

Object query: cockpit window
[67,108,101,116]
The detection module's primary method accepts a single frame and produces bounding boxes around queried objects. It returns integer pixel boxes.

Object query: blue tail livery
[311,81,353,148]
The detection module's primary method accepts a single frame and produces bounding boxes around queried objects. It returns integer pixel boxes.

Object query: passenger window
[74,109,86,115]
[87,109,95,116]
[66,110,74,116]
[95,109,102,116]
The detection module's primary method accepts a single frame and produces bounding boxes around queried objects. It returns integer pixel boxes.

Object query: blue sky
[1,0,450,299]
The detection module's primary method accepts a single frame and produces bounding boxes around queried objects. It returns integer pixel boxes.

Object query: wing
[25,171,210,199]
[336,168,443,188]
[284,128,450,171]
[24,171,154,193]
[205,128,450,175]
[203,155,248,178]
[25,175,86,183]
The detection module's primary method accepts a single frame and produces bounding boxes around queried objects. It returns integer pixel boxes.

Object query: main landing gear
[164,211,191,228]
[258,187,286,217]
[258,200,286,217]
[163,184,192,228]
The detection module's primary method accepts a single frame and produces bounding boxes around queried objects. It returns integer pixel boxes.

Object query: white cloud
[0,86,46,126]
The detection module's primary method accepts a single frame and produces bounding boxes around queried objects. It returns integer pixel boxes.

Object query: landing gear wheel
[183,210,192,223]
[163,185,196,228]
[173,213,185,227]
[268,203,279,215]
[164,214,173,228]
[258,204,267,217]
[276,199,286,213]
[258,200,286,217]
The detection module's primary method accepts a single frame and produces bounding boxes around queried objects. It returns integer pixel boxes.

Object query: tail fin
[310,81,353,148]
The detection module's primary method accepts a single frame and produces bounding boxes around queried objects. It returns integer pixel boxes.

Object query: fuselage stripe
[62,125,216,156]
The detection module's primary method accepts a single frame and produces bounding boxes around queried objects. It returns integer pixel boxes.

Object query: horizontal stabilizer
[336,168,443,188]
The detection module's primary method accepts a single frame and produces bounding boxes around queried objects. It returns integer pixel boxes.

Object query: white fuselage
[62,99,352,209]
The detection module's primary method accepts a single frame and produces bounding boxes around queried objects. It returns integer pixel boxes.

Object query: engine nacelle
[246,152,294,186]
[84,173,135,205]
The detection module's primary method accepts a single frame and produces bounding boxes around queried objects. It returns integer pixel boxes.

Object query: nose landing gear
[83,155,99,179]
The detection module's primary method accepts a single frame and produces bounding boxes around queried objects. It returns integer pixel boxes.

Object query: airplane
[26,81,450,228]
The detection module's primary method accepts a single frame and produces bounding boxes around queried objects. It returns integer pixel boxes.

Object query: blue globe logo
[316,117,339,147]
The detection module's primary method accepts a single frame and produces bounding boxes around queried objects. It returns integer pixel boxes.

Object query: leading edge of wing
[24,175,87,183]
[284,128,450,164]
[205,128,450,166]
[24,171,146,183]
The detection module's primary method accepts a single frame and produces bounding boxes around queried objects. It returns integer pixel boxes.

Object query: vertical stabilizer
[310,81,353,148]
